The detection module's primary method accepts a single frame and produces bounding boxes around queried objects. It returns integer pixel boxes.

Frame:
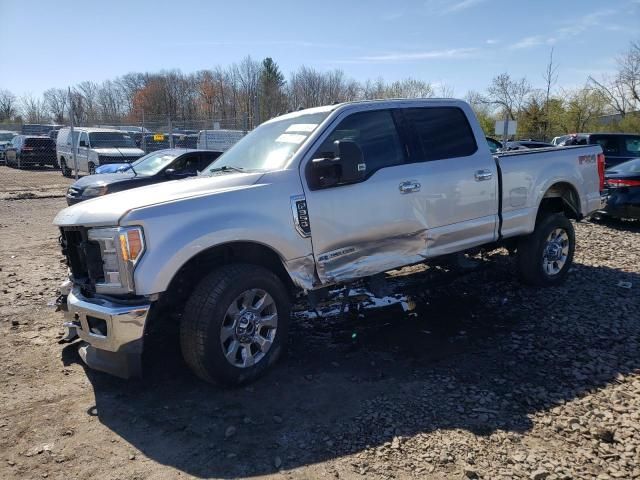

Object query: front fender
[121,176,312,295]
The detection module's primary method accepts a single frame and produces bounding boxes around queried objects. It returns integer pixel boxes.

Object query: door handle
[399,180,421,194]
[475,170,493,181]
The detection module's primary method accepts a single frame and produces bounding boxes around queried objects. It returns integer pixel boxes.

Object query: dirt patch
[0,196,639,480]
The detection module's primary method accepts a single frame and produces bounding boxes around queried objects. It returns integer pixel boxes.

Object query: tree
[619,41,640,104]
[542,48,558,140]
[560,87,607,133]
[0,89,17,122]
[43,88,68,123]
[20,94,47,123]
[484,73,532,120]
[465,90,495,135]
[259,57,286,122]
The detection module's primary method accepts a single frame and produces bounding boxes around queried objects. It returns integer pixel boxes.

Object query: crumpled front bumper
[62,282,151,378]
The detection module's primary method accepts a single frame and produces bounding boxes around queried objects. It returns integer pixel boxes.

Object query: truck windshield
[89,132,137,148]
[206,112,330,173]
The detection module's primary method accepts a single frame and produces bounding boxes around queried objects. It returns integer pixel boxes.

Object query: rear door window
[24,138,54,148]
[592,136,621,155]
[623,136,640,155]
[403,107,477,161]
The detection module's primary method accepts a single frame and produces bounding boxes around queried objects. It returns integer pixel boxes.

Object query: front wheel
[516,213,575,286]
[180,264,290,385]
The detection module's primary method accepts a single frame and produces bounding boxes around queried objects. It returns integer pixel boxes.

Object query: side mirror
[311,140,366,188]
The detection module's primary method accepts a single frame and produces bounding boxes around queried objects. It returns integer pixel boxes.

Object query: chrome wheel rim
[542,228,570,276]
[220,289,278,368]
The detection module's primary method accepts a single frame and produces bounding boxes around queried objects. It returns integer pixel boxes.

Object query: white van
[196,129,246,151]
[56,127,145,176]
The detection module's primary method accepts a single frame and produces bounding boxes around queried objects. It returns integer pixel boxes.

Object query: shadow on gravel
[63,257,640,478]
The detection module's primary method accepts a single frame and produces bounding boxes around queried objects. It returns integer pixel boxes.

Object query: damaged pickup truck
[54,99,605,384]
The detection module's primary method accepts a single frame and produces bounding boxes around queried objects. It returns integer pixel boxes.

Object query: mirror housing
[311,140,366,188]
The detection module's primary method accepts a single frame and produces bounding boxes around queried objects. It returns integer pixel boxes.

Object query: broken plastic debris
[617,281,632,289]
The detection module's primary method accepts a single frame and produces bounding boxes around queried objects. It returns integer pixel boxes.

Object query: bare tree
[619,41,640,105]
[542,48,558,140]
[21,94,48,123]
[484,73,532,120]
[77,81,99,124]
[43,88,68,123]
[588,74,631,117]
[0,89,17,121]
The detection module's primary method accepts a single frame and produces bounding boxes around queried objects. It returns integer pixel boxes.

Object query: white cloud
[509,9,616,50]
[424,0,488,16]
[443,0,486,13]
[354,48,479,62]
[485,39,498,45]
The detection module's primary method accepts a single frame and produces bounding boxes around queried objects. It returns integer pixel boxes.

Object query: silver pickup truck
[54,99,605,384]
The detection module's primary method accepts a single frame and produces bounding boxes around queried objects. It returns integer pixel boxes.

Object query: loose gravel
[0,192,638,480]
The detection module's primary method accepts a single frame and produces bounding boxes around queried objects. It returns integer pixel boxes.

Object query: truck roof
[269,98,463,124]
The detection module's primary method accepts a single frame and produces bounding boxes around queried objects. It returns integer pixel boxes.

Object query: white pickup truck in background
[54,99,605,385]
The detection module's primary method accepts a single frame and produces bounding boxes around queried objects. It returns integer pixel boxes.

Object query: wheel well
[162,242,295,313]
[538,182,581,222]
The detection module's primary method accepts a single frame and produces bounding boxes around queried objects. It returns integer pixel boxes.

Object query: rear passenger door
[402,106,498,257]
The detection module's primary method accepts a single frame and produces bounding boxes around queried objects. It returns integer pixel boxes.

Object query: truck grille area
[59,227,104,293]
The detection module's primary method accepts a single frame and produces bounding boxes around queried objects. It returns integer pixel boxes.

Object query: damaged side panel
[284,254,318,290]
[314,230,429,285]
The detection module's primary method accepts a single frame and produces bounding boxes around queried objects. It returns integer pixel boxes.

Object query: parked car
[594,158,640,220]
[66,149,222,204]
[0,130,18,163]
[21,124,63,136]
[564,133,640,169]
[551,135,571,146]
[504,140,555,151]
[141,133,199,153]
[55,98,603,383]
[485,136,502,153]
[197,129,246,151]
[56,127,145,176]
[5,135,57,168]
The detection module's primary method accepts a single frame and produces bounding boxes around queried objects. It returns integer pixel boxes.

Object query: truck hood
[94,147,145,156]
[54,172,263,227]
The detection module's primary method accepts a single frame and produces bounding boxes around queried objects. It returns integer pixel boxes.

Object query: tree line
[0,41,638,139]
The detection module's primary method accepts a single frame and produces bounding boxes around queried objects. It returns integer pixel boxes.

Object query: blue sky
[1,0,638,98]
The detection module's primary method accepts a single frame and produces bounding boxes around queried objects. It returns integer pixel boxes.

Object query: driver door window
[310,110,405,188]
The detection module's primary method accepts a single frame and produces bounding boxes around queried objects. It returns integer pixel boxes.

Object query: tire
[180,264,291,385]
[60,159,71,177]
[516,213,575,286]
[88,162,96,175]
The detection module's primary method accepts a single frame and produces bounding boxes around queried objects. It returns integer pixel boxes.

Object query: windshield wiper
[209,165,245,174]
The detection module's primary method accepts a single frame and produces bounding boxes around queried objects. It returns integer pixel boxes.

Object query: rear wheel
[516,213,575,286]
[180,264,290,385]
[60,159,72,177]
[88,162,96,175]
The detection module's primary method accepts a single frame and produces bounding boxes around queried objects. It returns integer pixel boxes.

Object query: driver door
[301,108,431,285]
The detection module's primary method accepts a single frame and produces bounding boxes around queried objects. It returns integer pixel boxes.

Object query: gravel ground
[0,170,638,480]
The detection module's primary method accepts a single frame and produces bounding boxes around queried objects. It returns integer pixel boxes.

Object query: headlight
[88,226,145,293]
[83,185,108,197]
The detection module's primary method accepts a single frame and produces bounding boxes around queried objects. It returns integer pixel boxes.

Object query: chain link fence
[0,111,254,195]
